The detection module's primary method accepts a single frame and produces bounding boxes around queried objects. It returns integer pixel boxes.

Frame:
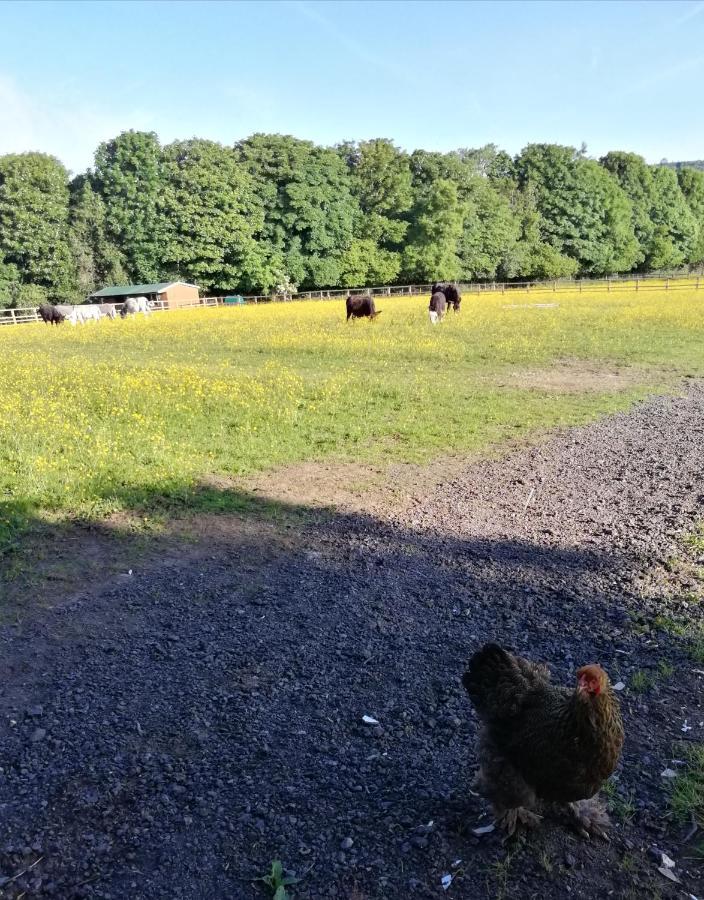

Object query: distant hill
[660,159,704,171]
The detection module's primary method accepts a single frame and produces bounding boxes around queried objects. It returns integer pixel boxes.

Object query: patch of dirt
[489,358,667,393]
[1,384,703,899]
[245,460,388,514]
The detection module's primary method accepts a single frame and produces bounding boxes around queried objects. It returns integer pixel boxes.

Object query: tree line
[1,131,704,307]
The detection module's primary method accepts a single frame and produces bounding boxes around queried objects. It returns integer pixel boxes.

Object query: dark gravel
[2,384,704,899]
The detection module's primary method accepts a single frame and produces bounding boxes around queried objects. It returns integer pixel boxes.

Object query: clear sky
[1,0,703,175]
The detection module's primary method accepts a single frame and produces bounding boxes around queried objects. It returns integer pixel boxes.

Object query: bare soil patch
[489,358,667,394]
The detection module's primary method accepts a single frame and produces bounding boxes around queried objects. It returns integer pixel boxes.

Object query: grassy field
[1,287,704,557]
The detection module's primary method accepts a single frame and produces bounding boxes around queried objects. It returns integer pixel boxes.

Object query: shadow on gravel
[0,484,700,900]
[0,483,316,616]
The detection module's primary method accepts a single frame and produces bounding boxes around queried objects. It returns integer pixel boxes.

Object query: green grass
[670,744,704,827]
[649,613,704,665]
[690,629,704,664]
[657,660,674,678]
[630,670,655,693]
[1,288,703,563]
[684,523,704,554]
[486,849,517,900]
[602,778,637,823]
[626,659,677,692]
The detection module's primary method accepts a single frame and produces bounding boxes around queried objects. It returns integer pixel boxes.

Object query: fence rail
[0,296,220,326]
[1,270,702,326]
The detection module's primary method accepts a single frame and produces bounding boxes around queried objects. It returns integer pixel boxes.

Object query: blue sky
[1,0,703,174]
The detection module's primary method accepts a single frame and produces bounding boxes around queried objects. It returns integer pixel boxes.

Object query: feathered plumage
[462,643,624,837]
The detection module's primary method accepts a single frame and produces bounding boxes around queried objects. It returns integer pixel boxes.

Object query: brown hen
[462,643,624,838]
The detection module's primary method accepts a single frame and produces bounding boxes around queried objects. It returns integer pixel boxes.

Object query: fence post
[697,277,700,290]
[10,309,17,325]
[635,277,638,292]
[579,281,582,293]
[666,278,669,290]
[607,279,610,293]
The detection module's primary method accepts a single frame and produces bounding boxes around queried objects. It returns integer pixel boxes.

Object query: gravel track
[1,384,704,899]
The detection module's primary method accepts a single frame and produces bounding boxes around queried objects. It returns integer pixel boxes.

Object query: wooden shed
[89,281,200,309]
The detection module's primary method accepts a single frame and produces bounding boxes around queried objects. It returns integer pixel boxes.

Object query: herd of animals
[36,295,153,325]
[345,282,461,322]
[35,277,626,842]
[38,283,462,327]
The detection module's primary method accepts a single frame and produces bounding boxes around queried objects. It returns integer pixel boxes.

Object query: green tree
[340,138,412,244]
[601,152,699,270]
[0,152,76,300]
[677,166,704,265]
[508,187,579,279]
[0,259,21,309]
[402,178,464,281]
[160,139,270,293]
[459,144,516,185]
[408,149,520,281]
[516,144,640,275]
[69,175,126,296]
[93,130,166,283]
[235,133,357,289]
[337,238,401,287]
[338,138,413,285]
[648,166,698,269]
[458,177,520,280]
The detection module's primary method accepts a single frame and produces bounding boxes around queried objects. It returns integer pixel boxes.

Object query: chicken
[462,643,624,838]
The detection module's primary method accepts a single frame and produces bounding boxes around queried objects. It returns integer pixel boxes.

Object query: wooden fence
[251,273,704,303]
[0,296,219,326]
[1,271,702,327]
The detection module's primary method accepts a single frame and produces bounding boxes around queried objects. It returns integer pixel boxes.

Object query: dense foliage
[1,132,703,306]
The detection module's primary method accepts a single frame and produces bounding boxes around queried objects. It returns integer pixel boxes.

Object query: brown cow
[346,295,382,321]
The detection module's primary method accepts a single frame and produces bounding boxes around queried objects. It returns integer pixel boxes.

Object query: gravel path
[1,384,704,899]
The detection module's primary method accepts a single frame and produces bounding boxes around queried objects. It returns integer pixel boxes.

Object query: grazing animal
[346,295,381,321]
[37,304,66,325]
[55,304,79,325]
[462,643,624,839]
[77,305,103,323]
[98,303,117,320]
[121,296,151,317]
[432,282,461,312]
[120,298,139,317]
[428,291,447,324]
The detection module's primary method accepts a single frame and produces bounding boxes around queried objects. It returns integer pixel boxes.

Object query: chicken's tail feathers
[462,643,514,697]
[462,643,548,711]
